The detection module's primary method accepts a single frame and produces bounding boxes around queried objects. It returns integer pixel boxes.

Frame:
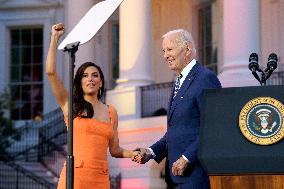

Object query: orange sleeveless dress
[57,106,115,189]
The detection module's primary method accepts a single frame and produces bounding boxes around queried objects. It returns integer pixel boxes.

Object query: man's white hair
[162,29,196,56]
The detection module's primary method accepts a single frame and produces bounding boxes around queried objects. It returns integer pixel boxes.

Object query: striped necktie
[173,74,183,98]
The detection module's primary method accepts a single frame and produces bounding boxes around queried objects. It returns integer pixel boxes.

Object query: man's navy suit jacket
[150,62,222,184]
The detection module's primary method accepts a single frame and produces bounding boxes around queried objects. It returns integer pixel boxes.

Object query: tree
[0,90,20,159]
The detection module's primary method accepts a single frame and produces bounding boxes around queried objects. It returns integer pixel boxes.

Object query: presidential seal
[239,97,284,145]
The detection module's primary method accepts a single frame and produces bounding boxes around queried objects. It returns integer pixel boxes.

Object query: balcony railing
[0,156,56,189]
[267,71,284,86]
[140,82,173,117]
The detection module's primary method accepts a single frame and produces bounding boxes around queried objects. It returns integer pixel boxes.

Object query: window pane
[205,46,211,64]
[11,48,20,65]
[33,46,42,63]
[32,65,42,81]
[11,99,24,120]
[11,66,20,82]
[22,47,31,64]
[200,49,204,62]
[11,85,20,101]
[33,28,42,46]
[32,102,42,118]
[21,29,31,46]
[31,84,42,100]
[21,65,31,82]
[21,102,31,119]
[11,108,20,120]
[112,24,119,87]
[21,85,31,101]
[205,29,211,42]
[11,30,20,46]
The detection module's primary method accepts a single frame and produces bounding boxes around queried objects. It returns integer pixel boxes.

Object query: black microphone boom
[248,52,278,86]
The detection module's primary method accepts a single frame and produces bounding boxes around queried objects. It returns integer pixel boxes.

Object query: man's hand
[172,156,189,176]
[130,150,140,159]
[131,148,153,164]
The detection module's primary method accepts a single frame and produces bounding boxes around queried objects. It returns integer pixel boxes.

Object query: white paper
[58,0,124,50]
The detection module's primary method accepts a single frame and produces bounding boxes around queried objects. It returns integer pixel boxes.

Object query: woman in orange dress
[46,23,138,189]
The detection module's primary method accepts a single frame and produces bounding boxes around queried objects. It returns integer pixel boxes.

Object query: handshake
[130,148,189,176]
[131,148,154,164]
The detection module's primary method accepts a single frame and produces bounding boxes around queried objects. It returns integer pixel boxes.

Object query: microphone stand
[260,69,266,86]
[253,69,273,86]
[64,41,80,189]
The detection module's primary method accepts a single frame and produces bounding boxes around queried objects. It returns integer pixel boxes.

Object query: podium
[199,86,284,189]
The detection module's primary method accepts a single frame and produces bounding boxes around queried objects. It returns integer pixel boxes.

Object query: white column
[65,0,97,68]
[218,0,260,87]
[106,0,152,120]
[116,0,152,88]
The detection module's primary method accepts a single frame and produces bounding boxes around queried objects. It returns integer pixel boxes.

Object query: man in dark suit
[132,29,222,189]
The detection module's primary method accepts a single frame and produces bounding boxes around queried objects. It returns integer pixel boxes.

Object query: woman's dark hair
[73,62,105,118]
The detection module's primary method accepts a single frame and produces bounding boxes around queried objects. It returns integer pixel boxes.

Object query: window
[10,27,43,120]
[198,3,217,74]
[111,23,119,88]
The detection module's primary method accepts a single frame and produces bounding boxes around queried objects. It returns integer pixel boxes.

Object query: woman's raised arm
[46,23,68,118]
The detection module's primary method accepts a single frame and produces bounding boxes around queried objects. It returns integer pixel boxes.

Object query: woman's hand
[130,150,140,160]
[51,23,65,39]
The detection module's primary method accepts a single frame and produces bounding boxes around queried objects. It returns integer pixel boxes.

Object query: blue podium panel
[199,86,284,174]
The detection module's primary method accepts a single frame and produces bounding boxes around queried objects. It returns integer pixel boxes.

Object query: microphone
[264,53,278,80]
[267,53,278,71]
[248,53,259,72]
[248,53,261,83]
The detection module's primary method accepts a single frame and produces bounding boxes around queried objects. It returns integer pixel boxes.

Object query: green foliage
[0,89,20,158]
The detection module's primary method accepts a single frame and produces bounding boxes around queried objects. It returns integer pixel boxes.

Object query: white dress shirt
[179,59,196,88]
